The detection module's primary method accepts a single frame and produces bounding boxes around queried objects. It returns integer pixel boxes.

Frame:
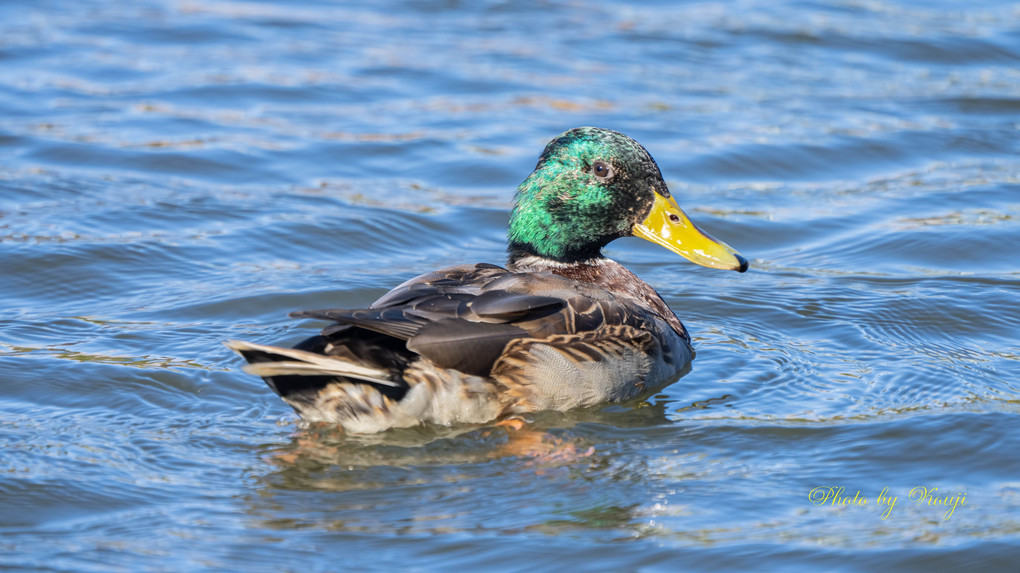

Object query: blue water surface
[1,0,1019,571]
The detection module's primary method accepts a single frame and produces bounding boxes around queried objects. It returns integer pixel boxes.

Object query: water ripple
[2,0,1020,570]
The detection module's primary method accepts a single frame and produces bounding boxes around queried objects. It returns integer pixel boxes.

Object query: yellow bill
[633,192,748,272]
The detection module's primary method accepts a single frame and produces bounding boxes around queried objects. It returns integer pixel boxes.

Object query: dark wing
[289,262,658,377]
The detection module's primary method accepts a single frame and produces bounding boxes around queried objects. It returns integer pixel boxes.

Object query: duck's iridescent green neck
[506,128,656,264]
[506,169,619,263]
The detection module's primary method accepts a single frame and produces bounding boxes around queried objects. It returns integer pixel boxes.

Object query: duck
[227,127,747,434]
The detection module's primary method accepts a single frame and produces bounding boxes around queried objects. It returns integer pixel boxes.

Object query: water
[2,0,1019,570]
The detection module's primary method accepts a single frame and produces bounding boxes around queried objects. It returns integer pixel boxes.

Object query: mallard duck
[227,127,747,434]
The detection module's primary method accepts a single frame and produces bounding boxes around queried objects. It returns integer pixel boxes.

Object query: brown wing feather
[285,263,664,382]
[406,319,529,375]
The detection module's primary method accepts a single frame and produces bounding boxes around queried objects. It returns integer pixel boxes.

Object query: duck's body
[230,258,692,433]
[229,127,746,434]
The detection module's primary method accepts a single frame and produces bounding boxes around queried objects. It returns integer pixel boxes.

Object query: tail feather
[224,339,399,387]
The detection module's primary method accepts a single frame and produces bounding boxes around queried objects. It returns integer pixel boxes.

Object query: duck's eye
[592,160,613,180]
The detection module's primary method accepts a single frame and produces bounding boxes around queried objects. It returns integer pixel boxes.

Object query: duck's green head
[508,127,748,272]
